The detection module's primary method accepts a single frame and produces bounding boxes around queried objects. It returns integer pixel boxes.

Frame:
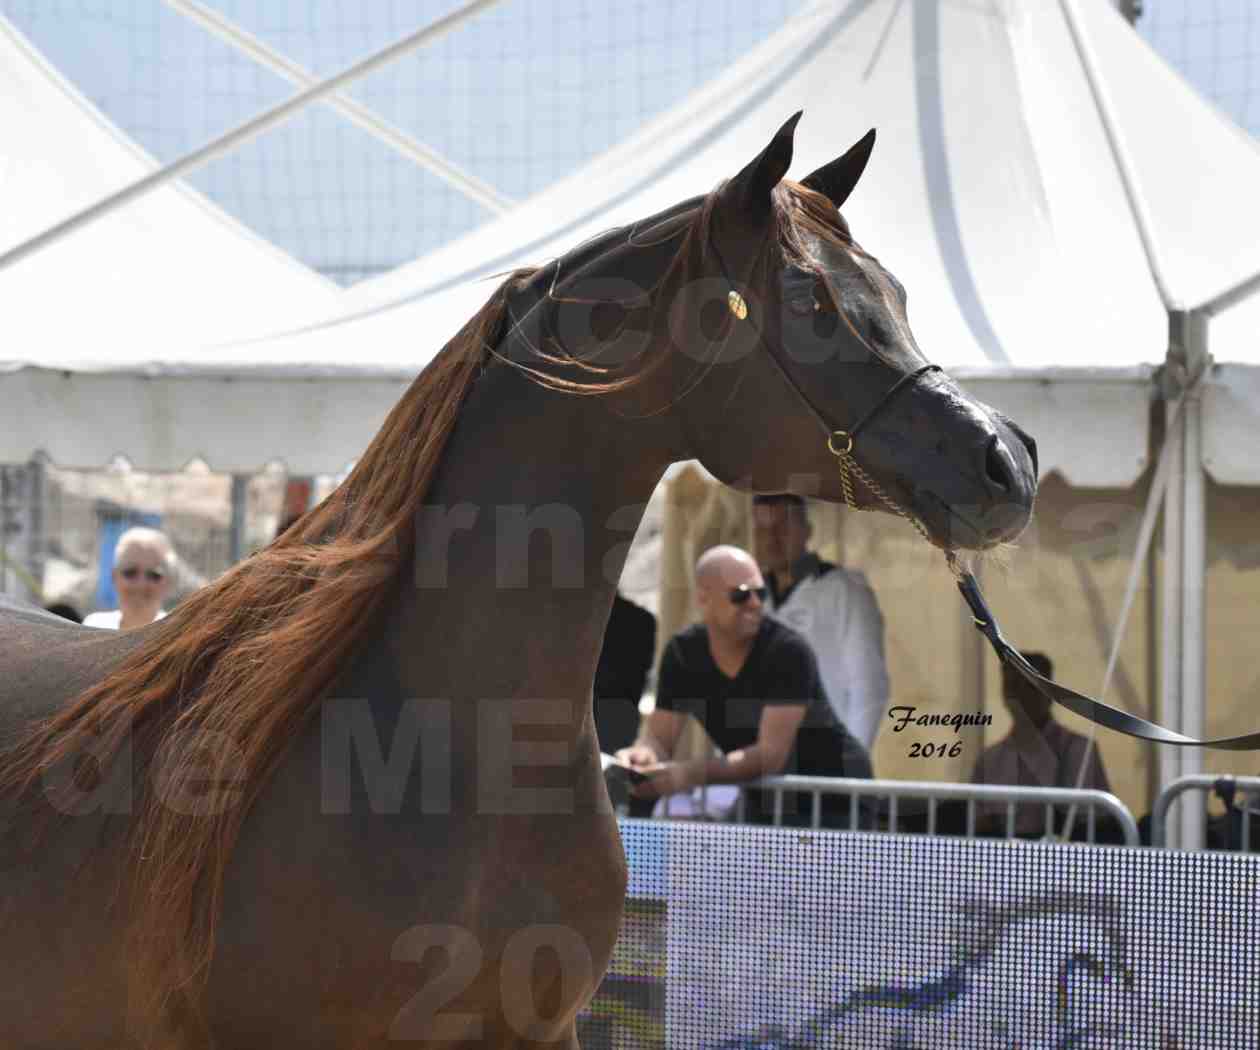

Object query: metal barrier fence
[1151,774,1260,850]
[650,774,1141,847]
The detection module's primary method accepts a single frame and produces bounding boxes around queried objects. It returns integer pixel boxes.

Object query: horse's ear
[801,128,876,210]
[722,111,802,225]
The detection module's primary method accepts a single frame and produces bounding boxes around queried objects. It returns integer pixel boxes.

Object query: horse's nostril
[1012,426,1039,477]
[985,437,1012,493]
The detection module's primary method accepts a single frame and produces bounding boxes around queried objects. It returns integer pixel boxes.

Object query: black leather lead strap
[957,572,1260,751]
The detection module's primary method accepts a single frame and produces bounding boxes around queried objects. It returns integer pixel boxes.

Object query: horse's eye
[812,309,838,340]
[790,281,832,317]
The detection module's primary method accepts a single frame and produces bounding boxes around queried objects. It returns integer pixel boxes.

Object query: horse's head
[673,113,1038,552]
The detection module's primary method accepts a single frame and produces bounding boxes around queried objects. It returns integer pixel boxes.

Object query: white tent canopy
[0,13,352,473]
[339,0,1174,487]
[2,0,1257,484]
[238,0,1260,486]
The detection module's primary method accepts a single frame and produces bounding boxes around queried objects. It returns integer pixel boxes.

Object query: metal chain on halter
[825,425,955,568]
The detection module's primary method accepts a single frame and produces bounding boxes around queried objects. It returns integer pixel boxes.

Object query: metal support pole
[0,466,10,597]
[1174,310,1210,851]
[229,475,249,565]
[1160,392,1184,850]
[28,455,46,603]
[1180,387,1205,849]
[1145,510,1160,819]
[161,0,512,215]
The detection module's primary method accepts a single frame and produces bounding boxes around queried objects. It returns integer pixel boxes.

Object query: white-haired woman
[83,526,175,630]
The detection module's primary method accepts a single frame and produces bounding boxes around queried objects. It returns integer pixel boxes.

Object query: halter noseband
[712,235,939,522]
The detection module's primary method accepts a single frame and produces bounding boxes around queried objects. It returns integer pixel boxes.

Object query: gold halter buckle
[827,430,853,457]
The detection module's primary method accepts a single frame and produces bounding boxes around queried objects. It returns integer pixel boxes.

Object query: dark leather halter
[714,238,1260,751]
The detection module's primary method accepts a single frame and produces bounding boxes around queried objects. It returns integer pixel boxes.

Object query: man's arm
[617,707,685,767]
[636,704,807,798]
[617,637,685,767]
[694,703,806,784]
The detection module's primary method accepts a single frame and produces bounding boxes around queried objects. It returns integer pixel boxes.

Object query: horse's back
[0,594,148,726]
[0,595,152,1048]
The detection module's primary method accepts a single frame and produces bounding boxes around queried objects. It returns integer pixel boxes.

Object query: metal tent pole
[1180,386,1205,849]
[1172,310,1210,851]
[161,0,512,215]
[228,475,249,566]
[1159,388,1185,849]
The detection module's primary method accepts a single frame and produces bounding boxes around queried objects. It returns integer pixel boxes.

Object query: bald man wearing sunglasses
[617,545,871,827]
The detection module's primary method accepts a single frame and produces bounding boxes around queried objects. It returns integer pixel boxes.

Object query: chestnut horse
[0,115,1037,1048]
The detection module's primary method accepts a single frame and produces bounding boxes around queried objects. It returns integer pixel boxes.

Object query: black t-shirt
[593,594,657,752]
[655,617,863,779]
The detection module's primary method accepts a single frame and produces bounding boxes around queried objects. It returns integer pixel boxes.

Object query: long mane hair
[0,180,845,1020]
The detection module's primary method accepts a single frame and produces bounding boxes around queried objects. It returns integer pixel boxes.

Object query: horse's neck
[380,362,675,702]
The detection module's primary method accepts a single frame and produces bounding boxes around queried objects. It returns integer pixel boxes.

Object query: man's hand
[615,744,658,769]
[630,761,694,800]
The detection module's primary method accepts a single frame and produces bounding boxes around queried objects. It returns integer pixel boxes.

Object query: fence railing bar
[641,775,1140,847]
[1152,774,1260,850]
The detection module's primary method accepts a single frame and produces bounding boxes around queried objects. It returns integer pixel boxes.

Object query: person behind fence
[752,492,890,753]
[970,651,1112,837]
[615,544,872,826]
[82,526,175,631]
[593,592,657,755]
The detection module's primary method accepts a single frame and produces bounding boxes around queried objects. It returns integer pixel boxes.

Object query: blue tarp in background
[95,509,161,610]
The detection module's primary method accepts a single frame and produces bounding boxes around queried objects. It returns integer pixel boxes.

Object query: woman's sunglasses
[728,583,768,606]
[119,566,165,583]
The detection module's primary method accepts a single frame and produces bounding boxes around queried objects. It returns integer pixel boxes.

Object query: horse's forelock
[774,180,863,272]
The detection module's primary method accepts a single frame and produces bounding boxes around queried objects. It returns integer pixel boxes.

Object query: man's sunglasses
[119,567,165,583]
[729,584,768,606]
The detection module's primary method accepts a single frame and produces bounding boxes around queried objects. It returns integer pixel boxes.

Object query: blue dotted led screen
[579,821,1260,1048]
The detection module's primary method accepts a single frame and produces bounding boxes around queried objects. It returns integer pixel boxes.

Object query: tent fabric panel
[1207,291,1260,367]
[1067,0,1260,310]
[0,364,1153,481]
[200,279,497,375]
[0,15,340,372]
[0,369,407,475]
[1000,1,1169,367]
[1202,365,1260,485]
[343,0,852,308]
[341,0,1169,377]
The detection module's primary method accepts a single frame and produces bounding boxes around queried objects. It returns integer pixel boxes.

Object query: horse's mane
[0,178,850,1020]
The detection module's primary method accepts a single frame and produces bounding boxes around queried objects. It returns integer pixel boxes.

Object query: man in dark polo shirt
[616,544,872,827]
